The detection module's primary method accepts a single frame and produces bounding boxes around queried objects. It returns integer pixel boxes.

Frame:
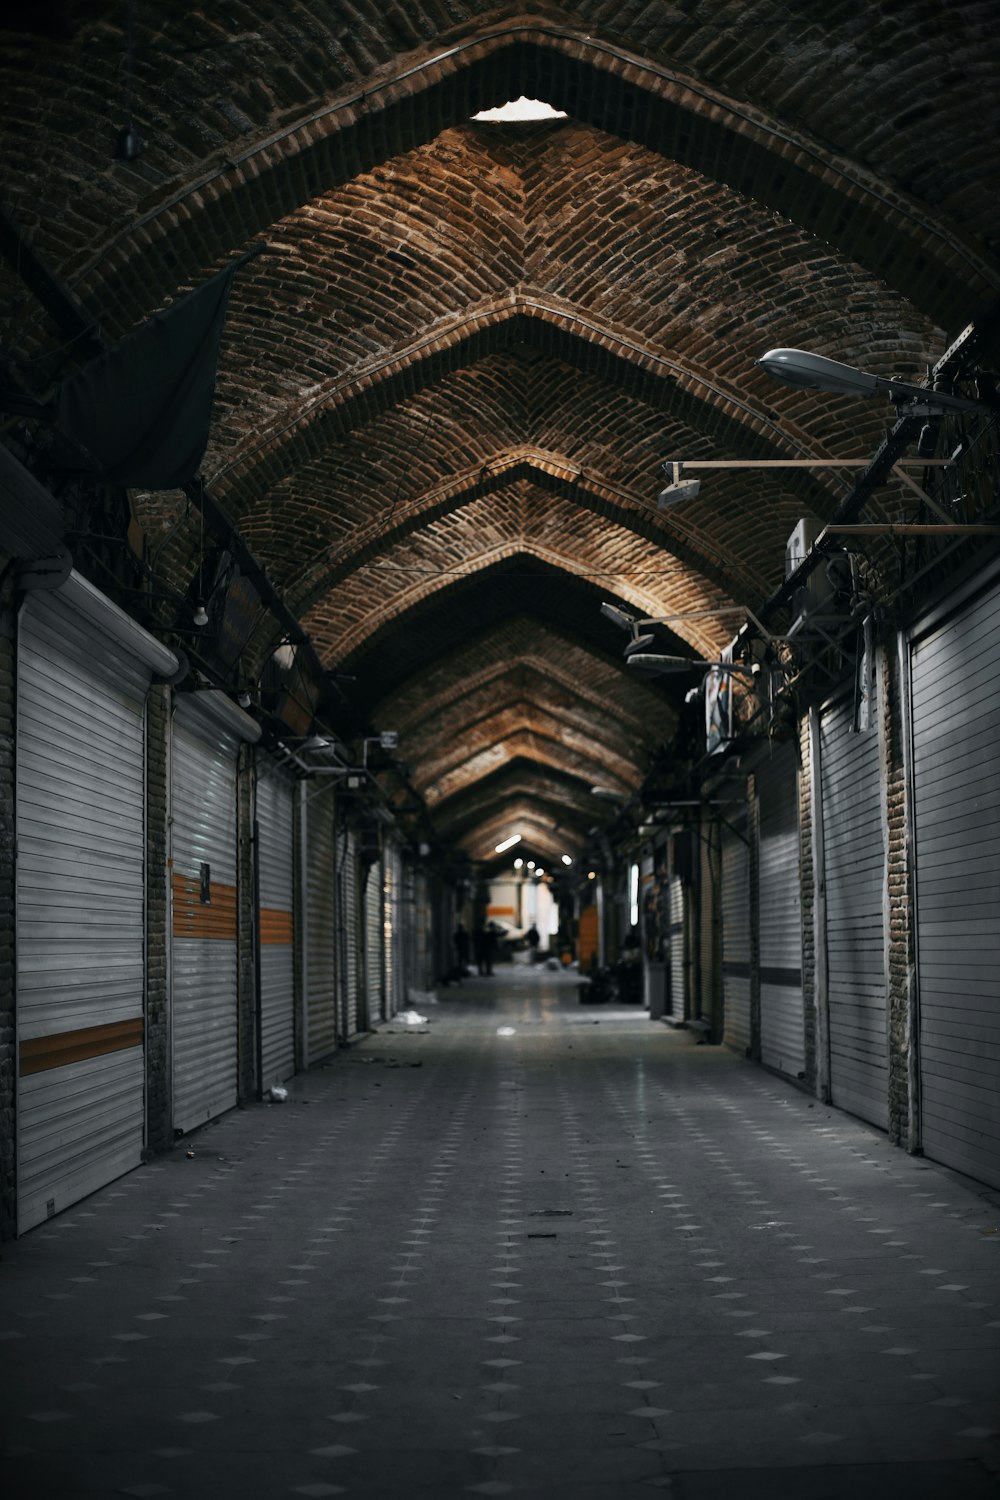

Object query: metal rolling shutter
[171,696,240,1135]
[383,843,399,1020]
[15,583,171,1232]
[337,825,360,1040]
[911,577,1000,1187]
[820,694,887,1129]
[365,861,384,1029]
[757,744,805,1080]
[257,765,295,1089]
[721,818,751,1055]
[305,783,337,1065]
[668,873,684,1018]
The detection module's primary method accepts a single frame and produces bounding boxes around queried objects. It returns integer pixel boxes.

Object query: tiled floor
[2,964,1000,1499]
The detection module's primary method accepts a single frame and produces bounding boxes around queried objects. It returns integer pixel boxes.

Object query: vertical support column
[144,683,171,1155]
[798,715,817,1092]
[748,773,762,1062]
[809,705,831,1104]
[296,780,309,1073]
[236,742,257,1102]
[0,569,16,1240]
[883,631,919,1151]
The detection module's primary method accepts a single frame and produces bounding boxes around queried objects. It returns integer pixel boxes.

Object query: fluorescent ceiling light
[495,833,522,854]
[561,855,573,866]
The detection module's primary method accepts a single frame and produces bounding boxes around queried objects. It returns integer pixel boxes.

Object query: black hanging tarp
[54,256,248,489]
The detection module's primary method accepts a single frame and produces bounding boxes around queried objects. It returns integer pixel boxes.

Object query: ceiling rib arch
[301,512,739,670]
[210,298,840,505]
[279,450,764,627]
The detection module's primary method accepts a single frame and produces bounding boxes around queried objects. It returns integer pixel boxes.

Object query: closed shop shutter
[383,843,400,1020]
[305,783,337,1065]
[756,744,805,1080]
[820,694,887,1129]
[337,825,360,1040]
[257,764,295,1090]
[171,694,242,1135]
[668,873,684,1018]
[721,818,751,1055]
[910,575,1000,1188]
[365,861,384,1028]
[15,581,173,1232]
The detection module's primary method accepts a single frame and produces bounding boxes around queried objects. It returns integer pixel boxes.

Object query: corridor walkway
[2,965,999,1500]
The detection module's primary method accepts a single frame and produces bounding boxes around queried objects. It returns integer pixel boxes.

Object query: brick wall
[144,684,171,1157]
[0,563,15,1240]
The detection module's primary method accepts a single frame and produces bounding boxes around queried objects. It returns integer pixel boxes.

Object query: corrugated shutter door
[171,700,239,1135]
[16,592,148,1232]
[383,844,398,1020]
[757,745,805,1080]
[911,577,1000,1188]
[669,874,684,1017]
[721,819,751,1054]
[257,766,295,1089]
[365,863,384,1028]
[337,825,360,1040]
[305,784,337,1064]
[820,695,887,1129]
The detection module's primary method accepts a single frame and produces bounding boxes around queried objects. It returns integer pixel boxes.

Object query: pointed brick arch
[13,18,991,337]
[301,489,740,671]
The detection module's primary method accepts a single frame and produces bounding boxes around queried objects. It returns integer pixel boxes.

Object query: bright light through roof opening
[473,96,568,122]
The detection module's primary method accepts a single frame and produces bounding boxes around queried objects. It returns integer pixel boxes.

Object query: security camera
[658,462,701,507]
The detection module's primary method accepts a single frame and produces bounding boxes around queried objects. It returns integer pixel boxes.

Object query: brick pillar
[0,566,15,1239]
[144,684,171,1156]
[880,631,917,1151]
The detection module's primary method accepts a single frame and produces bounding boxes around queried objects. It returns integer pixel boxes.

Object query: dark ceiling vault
[1,1,997,864]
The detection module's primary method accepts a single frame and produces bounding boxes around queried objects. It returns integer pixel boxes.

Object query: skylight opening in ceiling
[472,97,568,122]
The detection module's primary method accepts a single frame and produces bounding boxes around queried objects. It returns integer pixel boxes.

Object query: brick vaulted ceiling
[2,2,997,869]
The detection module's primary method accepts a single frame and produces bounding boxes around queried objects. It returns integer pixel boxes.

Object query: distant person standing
[525,923,540,958]
[453,921,470,977]
[477,920,497,976]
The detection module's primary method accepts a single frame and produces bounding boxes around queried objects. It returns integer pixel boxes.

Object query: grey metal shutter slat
[669,874,684,1016]
[756,744,805,1079]
[306,784,337,1064]
[384,845,397,1020]
[16,591,148,1232]
[365,863,383,1028]
[338,827,359,1039]
[257,767,295,1089]
[912,577,1000,1188]
[820,696,887,1129]
[171,703,239,1135]
[721,820,751,1054]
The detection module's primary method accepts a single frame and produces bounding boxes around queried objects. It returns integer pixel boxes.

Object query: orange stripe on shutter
[20,1018,144,1076]
[171,872,238,939]
[260,908,294,945]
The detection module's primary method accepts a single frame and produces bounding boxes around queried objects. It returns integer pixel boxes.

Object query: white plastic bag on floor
[398,1008,428,1025]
